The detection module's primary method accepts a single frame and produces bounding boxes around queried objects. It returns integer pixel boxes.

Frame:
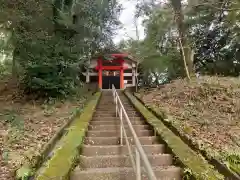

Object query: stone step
[95,111,139,114]
[69,92,182,180]
[84,136,158,145]
[96,106,135,109]
[89,120,146,126]
[91,116,144,121]
[81,144,165,156]
[87,129,153,137]
[93,114,142,118]
[71,166,181,180]
[78,154,172,168]
[88,124,151,131]
[95,109,137,112]
[93,112,116,116]
[93,113,140,117]
[97,101,131,103]
[97,104,133,107]
[97,102,132,104]
[96,107,135,110]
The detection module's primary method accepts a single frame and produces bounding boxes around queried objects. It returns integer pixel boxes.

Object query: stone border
[34,92,101,180]
[132,92,240,180]
[125,91,224,180]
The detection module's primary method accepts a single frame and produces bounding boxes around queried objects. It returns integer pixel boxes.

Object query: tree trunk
[11,31,18,81]
[11,47,19,81]
[134,16,140,92]
[179,38,191,80]
[170,0,194,76]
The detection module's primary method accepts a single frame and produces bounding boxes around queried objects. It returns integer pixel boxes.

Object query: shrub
[18,36,84,98]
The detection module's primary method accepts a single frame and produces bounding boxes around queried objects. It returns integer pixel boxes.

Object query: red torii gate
[95,53,129,89]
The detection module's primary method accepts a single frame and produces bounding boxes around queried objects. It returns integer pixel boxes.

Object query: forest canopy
[0,0,122,97]
[0,0,240,92]
[118,0,240,86]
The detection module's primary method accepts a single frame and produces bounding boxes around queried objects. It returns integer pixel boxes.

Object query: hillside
[137,76,240,173]
[0,79,91,179]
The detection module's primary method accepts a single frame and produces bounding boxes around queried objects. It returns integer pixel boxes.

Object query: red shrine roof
[92,53,137,63]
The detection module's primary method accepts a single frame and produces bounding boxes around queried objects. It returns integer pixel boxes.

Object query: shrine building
[82,53,138,90]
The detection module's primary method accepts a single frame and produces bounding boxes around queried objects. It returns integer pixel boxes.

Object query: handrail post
[113,87,118,117]
[120,107,123,146]
[116,98,118,117]
[136,148,141,180]
[112,85,114,102]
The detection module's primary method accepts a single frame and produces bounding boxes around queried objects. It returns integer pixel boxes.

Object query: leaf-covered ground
[0,80,91,179]
[137,76,240,169]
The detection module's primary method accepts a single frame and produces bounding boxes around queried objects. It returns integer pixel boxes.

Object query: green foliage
[0,0,121,98]
[225,151,240,174]
[186,0,240,76]
[16,166,33,180]
[183,168,193,180]
[2,149,9,162]
[118,3,185,86]
[121,0,240,85]
[0,63,11,77]
[0,109,24,130]
[70,107,82,117]
[18,36,83,98]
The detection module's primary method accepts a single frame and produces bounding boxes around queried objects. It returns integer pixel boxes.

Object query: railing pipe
[112,85,157,180]
[120,107,123,146]
[136,148,141,180]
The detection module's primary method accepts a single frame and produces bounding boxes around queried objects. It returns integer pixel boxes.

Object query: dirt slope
[137,76,240,171]
[0,79,91,179]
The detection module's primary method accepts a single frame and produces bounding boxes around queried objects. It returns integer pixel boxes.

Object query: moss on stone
[35,92,101,180]
[125,91,224,180]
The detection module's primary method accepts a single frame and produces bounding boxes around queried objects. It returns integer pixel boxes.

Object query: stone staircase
[70,91,182,180]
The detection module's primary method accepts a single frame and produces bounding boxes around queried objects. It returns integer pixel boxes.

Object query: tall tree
[132,0,239,80]
[169,0,193,79]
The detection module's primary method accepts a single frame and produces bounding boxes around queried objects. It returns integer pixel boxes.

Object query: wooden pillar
[120,59,124,89]
[98,58,102,89]
[120,68,124,89]
[132,68,136,86]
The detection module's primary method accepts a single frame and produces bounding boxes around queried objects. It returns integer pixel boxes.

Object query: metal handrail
[112,85,157,180]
